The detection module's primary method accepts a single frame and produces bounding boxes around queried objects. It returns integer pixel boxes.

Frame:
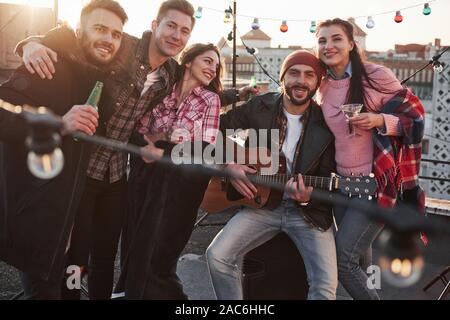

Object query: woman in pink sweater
[315,18,406,300]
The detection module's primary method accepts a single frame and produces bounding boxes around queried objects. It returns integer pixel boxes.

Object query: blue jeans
[334,198,383,300]
[206,200,337,300]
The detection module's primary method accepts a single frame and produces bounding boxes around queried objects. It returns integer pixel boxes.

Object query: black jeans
[62,176,127,300]
[20,272,62,300]
[141,200,200,299]
[122,158,210,299]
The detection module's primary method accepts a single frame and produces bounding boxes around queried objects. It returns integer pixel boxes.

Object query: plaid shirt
[86,32,174,183]
[138,85,221,145]
[373,88,425,209]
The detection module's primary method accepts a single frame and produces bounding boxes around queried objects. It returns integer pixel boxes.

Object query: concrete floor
[1,210,449,300]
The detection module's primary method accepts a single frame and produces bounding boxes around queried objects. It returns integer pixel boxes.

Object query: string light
[251,18,260,30]
[224,7,232,24]
[433,62,444,73]
[280,20,288,33]
[366,16,375,29]
[394,10,403,23]
[198,1,437,30]
[422,3,431,15]
[309,21,317,33]
[194,6,203,19]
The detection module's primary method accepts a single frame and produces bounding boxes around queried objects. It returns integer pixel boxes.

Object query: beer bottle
[86,81,103,111]
[74,81,103,141]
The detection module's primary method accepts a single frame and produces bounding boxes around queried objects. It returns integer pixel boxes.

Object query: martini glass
[341,103,363,137]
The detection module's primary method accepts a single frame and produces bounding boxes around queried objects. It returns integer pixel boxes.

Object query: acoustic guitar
[200,147,378,214]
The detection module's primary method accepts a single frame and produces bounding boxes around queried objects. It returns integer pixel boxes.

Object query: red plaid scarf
[373,88,425,212]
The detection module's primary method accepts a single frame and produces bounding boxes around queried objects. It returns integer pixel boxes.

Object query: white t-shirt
[141,69,160,96]
[281,109,303,200]
[281,109,303,175]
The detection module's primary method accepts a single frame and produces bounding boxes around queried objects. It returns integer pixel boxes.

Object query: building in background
[219,18,449,200]
[0,3,55,82]
[370,39,450,200]
[422,47,450,200]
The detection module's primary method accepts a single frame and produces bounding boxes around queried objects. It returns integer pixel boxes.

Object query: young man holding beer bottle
[0,0,127,300]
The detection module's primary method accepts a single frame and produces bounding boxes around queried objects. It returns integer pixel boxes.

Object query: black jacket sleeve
[219,99,256,133]
[14,25,75,57]
[0,108,27,143]
[0,59,85,143]
[219,89,239,107]
[0,67,45,143]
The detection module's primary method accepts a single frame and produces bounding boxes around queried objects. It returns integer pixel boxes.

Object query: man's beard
[79,34,114,66]
[285,85,316,106]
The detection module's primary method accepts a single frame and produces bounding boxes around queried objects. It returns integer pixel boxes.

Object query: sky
[2,0,450,51]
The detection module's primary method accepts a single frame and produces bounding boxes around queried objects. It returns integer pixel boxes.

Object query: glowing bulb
[394,11,403,23]
[27,148,64,180]
[309,21,317,33]
[194,7,202,19]
[251,18,260,30]
[390,258,403,274]
[380,255,424,287]
[366,16,375,29]
[280,20,288,33]
[400,259,413,277]
[422,3,431,16]
[378,229,425,288]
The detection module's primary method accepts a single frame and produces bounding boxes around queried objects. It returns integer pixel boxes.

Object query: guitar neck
[253,174,333,190]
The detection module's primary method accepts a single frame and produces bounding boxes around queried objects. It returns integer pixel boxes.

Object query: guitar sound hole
[254,195,262,205]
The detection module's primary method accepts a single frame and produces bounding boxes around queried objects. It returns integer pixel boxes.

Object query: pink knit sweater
[317,62,404,176]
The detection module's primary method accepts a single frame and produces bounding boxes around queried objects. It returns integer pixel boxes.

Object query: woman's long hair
[316,18,395,108]
[178,43,223,94]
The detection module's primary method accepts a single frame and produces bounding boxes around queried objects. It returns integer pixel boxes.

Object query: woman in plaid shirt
[122,43,223,299]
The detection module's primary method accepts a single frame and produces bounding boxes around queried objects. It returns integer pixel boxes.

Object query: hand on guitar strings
[225,163,258,200]
[285,174,313,203]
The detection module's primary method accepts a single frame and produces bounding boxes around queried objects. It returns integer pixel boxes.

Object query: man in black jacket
[0,0,127,299]
[206,51,338,300]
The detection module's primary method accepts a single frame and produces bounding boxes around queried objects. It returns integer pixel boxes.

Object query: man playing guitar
[206,51,339,300]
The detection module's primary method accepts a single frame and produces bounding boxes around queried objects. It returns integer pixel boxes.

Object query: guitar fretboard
[252,174,332,190]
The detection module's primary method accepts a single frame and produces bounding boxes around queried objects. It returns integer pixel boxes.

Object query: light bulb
[246,46,259,55]
[422,3,431,16]
[309,21,317,33]
[366,16,375,29]
[379,255,424,288]
[194,7,202,19]
[378,229,425,288]
[27,148,64,180]
[394,11,403,23]
[280,20,288,33]
[224,13,232,24]
[224,8,232,24]
[433,62,444,73]
[251,18,260,30]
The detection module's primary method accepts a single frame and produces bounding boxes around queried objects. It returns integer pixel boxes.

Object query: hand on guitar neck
[226,163,312,203]
[225,163,258,200]
[285,174,313,203]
